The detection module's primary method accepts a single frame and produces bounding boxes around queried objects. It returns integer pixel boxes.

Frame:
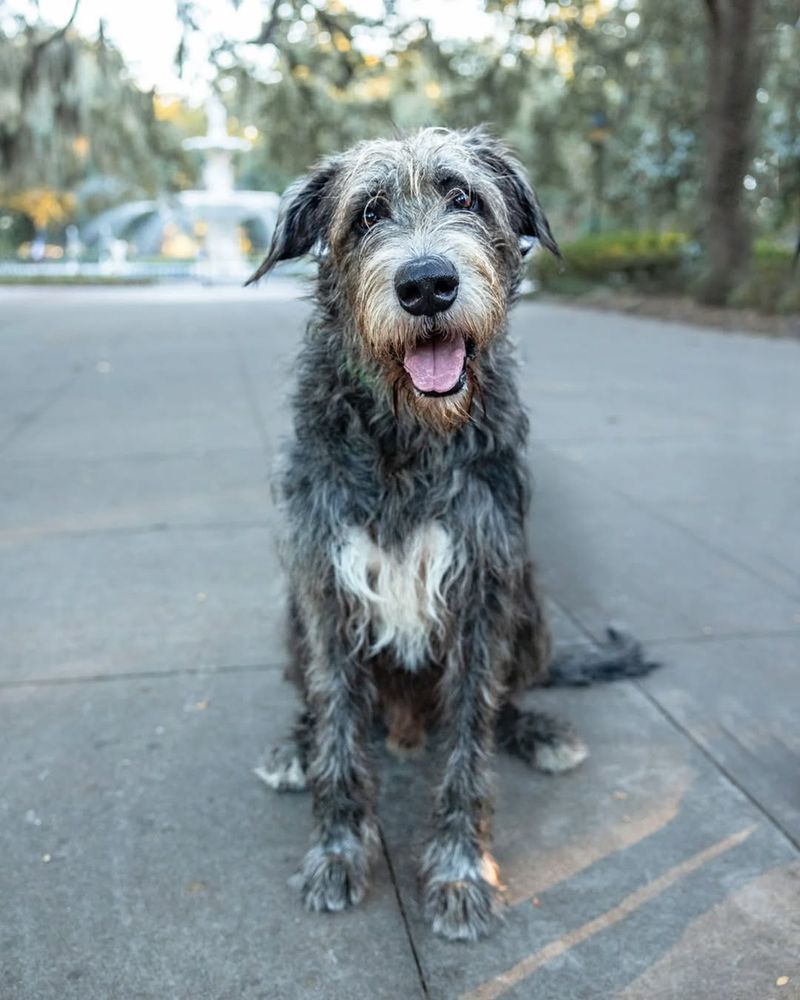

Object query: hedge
[534,232,798,313]
[535,230,690,289]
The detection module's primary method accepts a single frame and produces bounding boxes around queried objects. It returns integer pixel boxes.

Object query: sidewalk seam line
[545,596,800,852]
[0,366,85,455]
[633,680,800,853]
[0,661,286,689]
[379,827,430,998]
[544,598,800,648]
[542,444,800,605]
[229,330,273,473]
[0,518,272,544]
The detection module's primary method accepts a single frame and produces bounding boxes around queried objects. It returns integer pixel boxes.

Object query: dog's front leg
[422,614,504,941]
[300,615,378,913]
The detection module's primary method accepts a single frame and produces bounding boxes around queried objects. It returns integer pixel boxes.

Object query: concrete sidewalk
[1,287,798,999]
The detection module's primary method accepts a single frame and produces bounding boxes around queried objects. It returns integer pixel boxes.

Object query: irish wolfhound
[250,127,654,941]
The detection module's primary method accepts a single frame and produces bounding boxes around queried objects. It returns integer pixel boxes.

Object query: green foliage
[729,241,799,313]
[0,274,155,285]
[0,211,33,255]
[533,232,799,315]
[752,239,794,265]
[0,11,194,219]
[536,230,690,290]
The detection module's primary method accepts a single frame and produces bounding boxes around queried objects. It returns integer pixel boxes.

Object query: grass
[0,274,158,286]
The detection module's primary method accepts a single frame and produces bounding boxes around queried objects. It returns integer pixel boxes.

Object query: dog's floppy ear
[464,128,561,259]
[246,156,341,285]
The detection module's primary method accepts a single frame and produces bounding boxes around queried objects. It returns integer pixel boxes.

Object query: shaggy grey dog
[250,127,654,942]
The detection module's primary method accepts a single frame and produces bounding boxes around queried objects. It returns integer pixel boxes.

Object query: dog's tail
[545,626,659,687]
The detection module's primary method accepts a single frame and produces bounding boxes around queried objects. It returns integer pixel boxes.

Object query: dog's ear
[464,128,561,259]
[246,156,341,285]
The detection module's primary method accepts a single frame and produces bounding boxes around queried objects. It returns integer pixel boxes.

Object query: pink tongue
[403,334,466,393]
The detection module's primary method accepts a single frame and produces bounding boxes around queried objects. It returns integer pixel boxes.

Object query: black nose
[394,255,459,316]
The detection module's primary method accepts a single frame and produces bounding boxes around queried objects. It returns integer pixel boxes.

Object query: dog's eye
[361,199,389,231]
[449,189,478,212]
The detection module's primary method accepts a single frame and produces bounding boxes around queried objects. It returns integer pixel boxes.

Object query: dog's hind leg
[509,560,553,689]
[496,701,588,773]
[254,593,314,792]
[254,710,313,792]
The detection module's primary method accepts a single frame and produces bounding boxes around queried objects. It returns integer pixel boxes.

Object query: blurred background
[3,5,800,995]
[0,0,798,313]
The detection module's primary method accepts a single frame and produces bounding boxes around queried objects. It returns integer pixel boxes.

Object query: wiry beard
[387,361,479,434]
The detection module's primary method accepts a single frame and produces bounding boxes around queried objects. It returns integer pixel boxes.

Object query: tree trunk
[697,0,764,305]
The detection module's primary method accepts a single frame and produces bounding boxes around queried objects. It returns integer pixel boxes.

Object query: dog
[249,127,654,941]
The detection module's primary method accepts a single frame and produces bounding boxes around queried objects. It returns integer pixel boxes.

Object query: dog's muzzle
[396,256,466,396]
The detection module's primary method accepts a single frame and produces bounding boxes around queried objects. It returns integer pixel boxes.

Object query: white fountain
[83,96,280,282]
[181,96,262,280]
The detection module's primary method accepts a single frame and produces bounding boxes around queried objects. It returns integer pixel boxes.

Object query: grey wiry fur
[250,128,655,942]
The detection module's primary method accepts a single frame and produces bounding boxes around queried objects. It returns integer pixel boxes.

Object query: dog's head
[249,127,559,431]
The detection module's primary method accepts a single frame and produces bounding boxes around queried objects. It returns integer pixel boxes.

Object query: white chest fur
[333,522,454,669]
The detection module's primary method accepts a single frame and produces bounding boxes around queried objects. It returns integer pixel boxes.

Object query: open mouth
[403,332,468,397]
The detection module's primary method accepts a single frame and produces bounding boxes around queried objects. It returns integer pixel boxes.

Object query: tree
[695,0,765,304]
[0,4,194,226]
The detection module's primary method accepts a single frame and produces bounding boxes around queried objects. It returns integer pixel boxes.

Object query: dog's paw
[422,845,501,941]
[425,876,497,942]
[300,839,369,913]
[534,731,589,774]
[253,743,307,792]
[499,705,589,774]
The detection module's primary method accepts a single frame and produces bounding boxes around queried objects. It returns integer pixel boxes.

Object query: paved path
[1,286,798,999]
